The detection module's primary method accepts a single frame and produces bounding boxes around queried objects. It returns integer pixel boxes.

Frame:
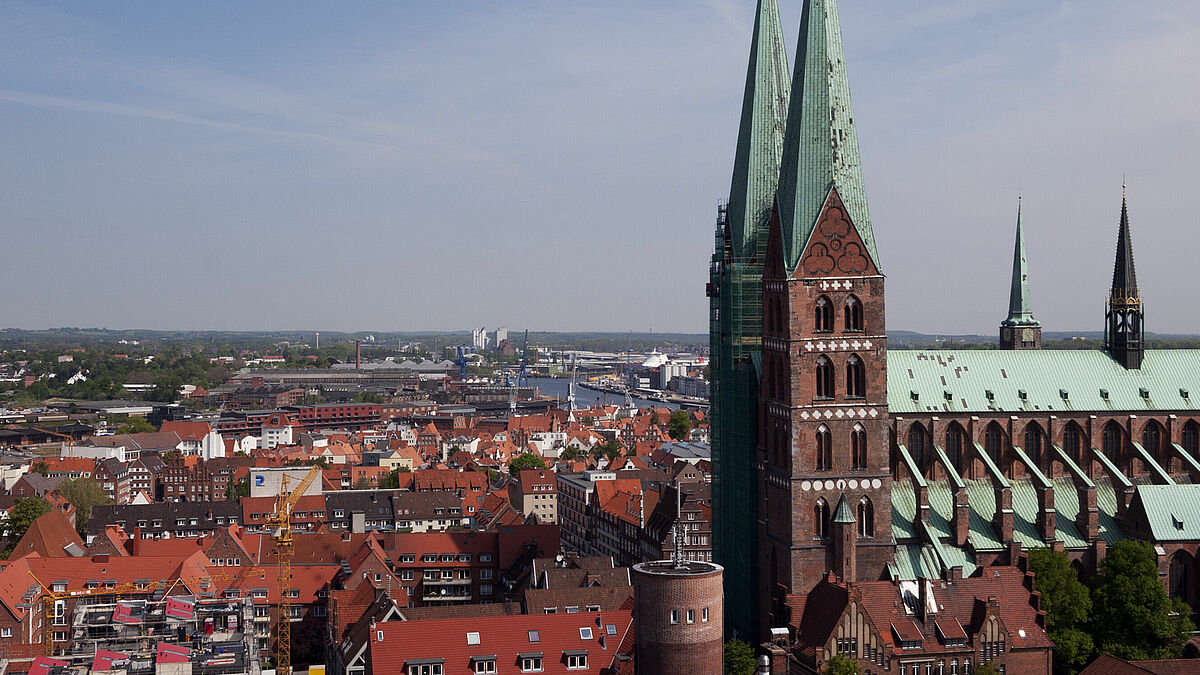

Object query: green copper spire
[1003,200,1038,326]
[727,0,790,260]
[775,0,879,271]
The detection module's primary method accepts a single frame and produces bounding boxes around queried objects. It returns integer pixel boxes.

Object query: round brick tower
[632,560,724,675]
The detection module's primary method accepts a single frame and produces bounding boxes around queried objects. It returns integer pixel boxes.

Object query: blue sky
[2,1,1199,334]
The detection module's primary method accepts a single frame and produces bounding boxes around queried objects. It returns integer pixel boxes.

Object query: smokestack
[356,340,362,369]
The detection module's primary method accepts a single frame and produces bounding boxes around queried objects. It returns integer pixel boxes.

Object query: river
[528,376,680,410]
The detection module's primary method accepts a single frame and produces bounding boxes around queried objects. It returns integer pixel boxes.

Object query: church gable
[795,187,879,279]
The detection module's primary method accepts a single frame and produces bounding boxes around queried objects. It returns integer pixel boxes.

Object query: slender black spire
[1105,185,1144,369]
[1111,188,1139,301]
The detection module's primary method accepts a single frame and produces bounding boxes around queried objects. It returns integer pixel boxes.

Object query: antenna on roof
[671,485,686,569]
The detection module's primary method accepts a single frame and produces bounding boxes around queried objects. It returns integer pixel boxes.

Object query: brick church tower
[756,0,892,634]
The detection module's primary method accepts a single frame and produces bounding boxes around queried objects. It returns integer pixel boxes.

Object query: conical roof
[1111,194,1139,300]
[775,0,878,271]
[1003,201,1038,326]
[727,0,791,260]
[832,494,855,524]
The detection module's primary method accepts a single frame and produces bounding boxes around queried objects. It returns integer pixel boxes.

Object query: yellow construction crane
[26,570,175,656]
[264,464,321,675]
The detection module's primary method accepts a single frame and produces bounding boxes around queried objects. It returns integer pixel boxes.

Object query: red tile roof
[371,609,634,675]
[9,509,84,560]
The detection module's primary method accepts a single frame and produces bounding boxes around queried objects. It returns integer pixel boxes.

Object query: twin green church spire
[774,0,879,271]
[726,0,791,260]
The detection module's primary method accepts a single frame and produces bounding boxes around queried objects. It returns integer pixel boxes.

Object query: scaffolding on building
[709,201,764,640]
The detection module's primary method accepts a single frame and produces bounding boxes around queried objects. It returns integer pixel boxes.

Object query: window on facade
[1143,423,1163,459]
[1184,421,1200,458]
[1103,422,1123,464]
[816,426,832,471]
[521,656,544,672]
[907,424,928,471]
[686,609,695,624]
[1,628,11,638]
[473,659,497,674]
[702,607,709,623]
[815,499,830,539]
[670,609,679,624]
[1024,423,1045,467]
[566,654,588,669]
[815,296,833,333]
[816,356,834,399]
[985,424,1006,463]
[851,425,867,469]
[846,354,866,399]
[946,424,965,470]
[1063,423,1083,464]
[844,295,863,332]
[858,496,875,537]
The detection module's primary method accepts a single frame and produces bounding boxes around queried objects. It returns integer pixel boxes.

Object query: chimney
[356,340,362,369]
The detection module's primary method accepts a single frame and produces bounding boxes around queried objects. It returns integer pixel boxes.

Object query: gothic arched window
[907,423,928,471]
[1063,422,1083,464]
[1142,422,1163,459]
[816,425,832,471]
[1024,423,1045,467]
[851,424,867,469]
[846,354,866,399]
[815,356,834,399]
[844,295,863,332]
[985,423,1006,463]
[1103,422,1124,464]
[1184,421,1200,458]
[946,423,966,471]
[858,496,874,538]
[815,498,830,539]
[814,296,833,333]
[1170,551,1192,602]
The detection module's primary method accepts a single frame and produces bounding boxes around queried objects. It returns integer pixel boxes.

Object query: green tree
[31,461,49,476]
[352,392,383,404]
[146,375,183,402]
[723,639,755,675]
[353,476,370,490]
[1090,539,1195,660]
[824,654,861,675]
[510,453,548,473]
[591,440,623,461]
[559,446,584,462]
[1028,548,1093,674]
[55,477,113,536]
[25,380,51,400]
[668,409,692,440]
[2,498,51,557]
[972,664,1000,675]
[378,468,402,489]
[226,476,249,501]
[114,417,156,435]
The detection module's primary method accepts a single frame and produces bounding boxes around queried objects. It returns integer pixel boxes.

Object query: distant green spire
[775,0,878,271]
[1003,200,1038,326]
[727,0,791,260]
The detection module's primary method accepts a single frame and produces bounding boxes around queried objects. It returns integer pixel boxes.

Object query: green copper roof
[727,0,791,261]
[775,0,879,271]
[888,349,1200,414]
[1003,202,1038,327]
[832,493,855,523]
[1133,484,1200,541]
